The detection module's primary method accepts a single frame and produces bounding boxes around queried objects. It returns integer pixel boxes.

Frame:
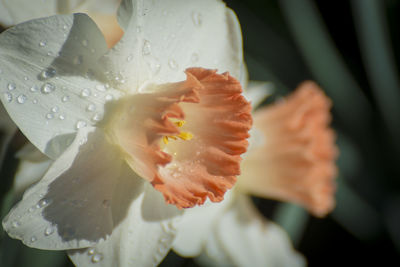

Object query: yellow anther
[163,136,169,145]
[174,120,186,127]
[178,132,193,141]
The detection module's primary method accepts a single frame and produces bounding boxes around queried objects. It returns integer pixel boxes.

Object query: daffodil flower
[173,81,338,266]
[0,0,252,265]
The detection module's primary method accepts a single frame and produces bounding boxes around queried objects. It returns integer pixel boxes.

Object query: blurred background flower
[1,0,400,266]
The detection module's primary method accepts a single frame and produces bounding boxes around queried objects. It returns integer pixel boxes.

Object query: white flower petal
[0,13,120,158]
[104,0,243,92]
[69,177,181,267]
[210,195,306,267]
[245,81,274,110]
[0,0,57,26]
[172,190,234,257]
[2,127,124,250]
[13,147,51,196]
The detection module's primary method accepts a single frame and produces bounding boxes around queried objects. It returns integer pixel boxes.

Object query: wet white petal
[209,195,306,267]
[2,127,124,250]
[172,191,234,257]
[0,14,120,158]
[104,0,243,91]
[69,180,181,267]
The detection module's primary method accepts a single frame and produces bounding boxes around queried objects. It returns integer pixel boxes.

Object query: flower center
[162,120,193,145]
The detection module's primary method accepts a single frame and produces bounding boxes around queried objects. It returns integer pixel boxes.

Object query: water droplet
[59,114,65,120]
[37,198,51,208]
[127,54,133,62]
[147,59,161,75]
[30,236,37,243]
[63,25,68,30]
[95,84,106,92]
[39,40,47,47]
[24,76,29,81]
[17,94,27,104]
[51,106,59,113]
[92,113,102,122]
[105,94,113,101]
[191,11,202,27]
[32,99,38,104]
[47,52,52,56]
[30,85,39,92]
[40,68,56,79]
[61,95,70,102]
[191,53,199,63]
[73,55,83,65]
[46,113,54,120]
[88,248,95,255]
[81,89,91,97]
[11,220,20,228]
[82,39,88,47]
[41,83,56,94]
[76,120,87,129]
[91,253,103,263]
[8,82,16,90]
[4,92,12,102]
[45,226,54,236]
[142,40,151,55]
[28,206,35,213]
[86,104,96,112]
[168,59,178,70]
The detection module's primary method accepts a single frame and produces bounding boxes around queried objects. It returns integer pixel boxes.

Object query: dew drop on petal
[32,99,38,104]
[40,68,56,79]
[44,226,54,236]
[41,83,56,94]
[92,253,103,263]
[11,220,20,228]
[127,54,133,62]
[81,89,91,97]
[17,94,27,104]
[59,114,65,120]
[95,84,106,92]
[24,76,29,81]
[30,85,39,92]
[4,92,12,102]
[51,106,59,113]
[46,113,54,120]
[86,104,96,112]
[92,113,102,122]
[61,95,70,102]
[8,82,16,90]
[76,120,87,129]
[39,40,47,47]
[30,236,37,243]
[168,59,178,70]
[37,198,51,208]
[142,40,151,55]
[191,11,202,27]
[88,248,95,255]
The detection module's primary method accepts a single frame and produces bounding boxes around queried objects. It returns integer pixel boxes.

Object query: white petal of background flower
[2,127,127,250]
[103,0,243,92]
[245,81,275,110]
[0,14,121,158]
[69,182,181,267]
[212,195,306,267]
[0,0,57,26]
[13,143,51,196]
[172,190,234,257]
[0,104,17,170]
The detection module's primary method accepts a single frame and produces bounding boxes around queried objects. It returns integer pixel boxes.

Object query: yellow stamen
[174,120,186,127]
[163,136,169,145]
[178,132,193,141]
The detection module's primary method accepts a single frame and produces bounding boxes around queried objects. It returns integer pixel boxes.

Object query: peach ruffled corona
[109,68,252,208]
[239,81,338,217]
